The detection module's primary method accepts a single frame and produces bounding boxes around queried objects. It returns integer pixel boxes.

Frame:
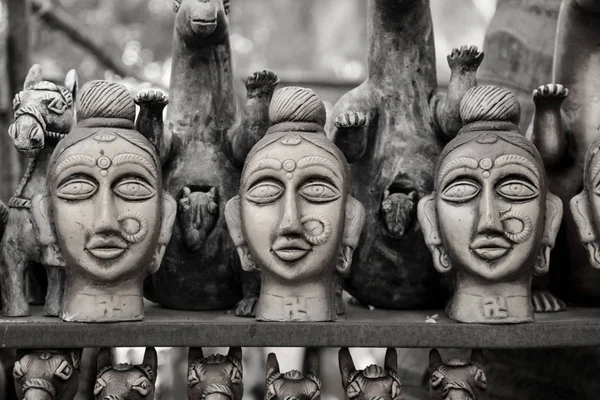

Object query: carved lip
[191,18,217,25]
[470,236,512,261]
[86,236,129,260]
[272,238,312,262]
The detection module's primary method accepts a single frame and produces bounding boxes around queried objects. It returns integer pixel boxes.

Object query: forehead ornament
[97,156,112,170]
[475,132,499,144]
[94,133,117,142]
[281,134,302,146]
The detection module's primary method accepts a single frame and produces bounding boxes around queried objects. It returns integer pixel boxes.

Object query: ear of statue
[570,191,600,269]
[228,346,242,363]
[265,353,280,378]
[31,194,65,267]
[225,196,257,271]
[304,347,319,377]
[173,0,181,12]
[149,194,177,274]
[64,69,78,103]
[428,349,443,372]
[417,195,451,273]
[96,348,113,373]
[188,347,204,364]
[338,348,356,390]
[533,192,563,275]
[24,64,43,90]
[337,196,366,275]
[384,348,398,373]
[143,347,158,382]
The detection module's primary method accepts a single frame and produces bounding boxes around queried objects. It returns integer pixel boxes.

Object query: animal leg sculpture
[228,70,279,167]
[0,234,29,316]
[431,45,484,140]
[0,201,6,239]
[135,89,170,163]
[179,186,219,252]
[44,265,65,317]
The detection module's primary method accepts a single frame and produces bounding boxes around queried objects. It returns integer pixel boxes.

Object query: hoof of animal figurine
[134,89,169,107]
[532,290,566,312]
[334,111,370,130]
[532,83,569,104]
[447,45,484,71]
[333,111,370,163]
[245,69,279,97]
[381,189,417,238]
[179,186,219,252]
[235,295,258,317]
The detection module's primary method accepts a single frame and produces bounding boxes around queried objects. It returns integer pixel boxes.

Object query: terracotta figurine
[428,349,487,400]
[94,347,157,400]
[31,80,176,322]
[1,64,77,317]
[188,347,243,400]
[338,348,402,400]
[225,87,366,322]
[143,0,279,317]
[418,85,563,323]
[526,0,600,307]
[264,349,321,400]
[13,349,82,400]
[328,0,484,311]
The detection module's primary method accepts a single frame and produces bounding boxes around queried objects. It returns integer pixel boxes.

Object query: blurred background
[0,0,564,399]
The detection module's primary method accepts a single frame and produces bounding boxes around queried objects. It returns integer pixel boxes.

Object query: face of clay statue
[174,0,230,43]
[435,138,545,281]
[240,136,347,282]
[48,133,162,282]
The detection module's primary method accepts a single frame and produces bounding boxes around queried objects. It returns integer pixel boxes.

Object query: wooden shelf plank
[0,303,598,348]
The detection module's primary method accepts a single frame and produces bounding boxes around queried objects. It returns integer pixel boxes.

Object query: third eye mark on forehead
[438,154,541,186]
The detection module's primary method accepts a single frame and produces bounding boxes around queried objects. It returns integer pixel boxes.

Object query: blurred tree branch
[31,0,166,89]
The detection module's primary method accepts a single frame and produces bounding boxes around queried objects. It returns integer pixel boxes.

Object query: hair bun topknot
[459,85,521,126]
[77,80,136,122]
[269,86,327,127]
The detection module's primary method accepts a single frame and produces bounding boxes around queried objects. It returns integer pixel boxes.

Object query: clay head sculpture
[264,349,321,400]
[338,348,402,400]
[13,349,82,400]
[417,85,563,323]
[428,349,487,400]
[94,348,157,400]
[187,347,243,400]
[225,86,366,322]
[31,80,177,322]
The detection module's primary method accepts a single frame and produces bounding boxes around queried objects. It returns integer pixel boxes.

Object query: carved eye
[188,368,200,387]
[93,378,107,396]
[230,367,242,384]
[246,181,284,204]
[390,380,401,399]
[346,381,361,399]
[13,360,24,379]
[429,371,444,389]
[113,178,156,201]
[55,360,72,380]
[57,177,98,200]
[132,377,152,396]
[48,97,67,114]
[299,181,341,203]
[496,180,538,201]
[173,0,180,12]
[474,369,487,389]
[12,93,21,111]
[441,180,480,202]
[224,0,231,14]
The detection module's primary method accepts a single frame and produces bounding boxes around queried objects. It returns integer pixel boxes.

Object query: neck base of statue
[256,277,336,322]
[60,274,144,323]
[447,280,533,324]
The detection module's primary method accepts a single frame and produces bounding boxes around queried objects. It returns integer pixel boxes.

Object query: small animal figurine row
[187,347,244,400]
[428,349,487,400]
[225,86,366,322]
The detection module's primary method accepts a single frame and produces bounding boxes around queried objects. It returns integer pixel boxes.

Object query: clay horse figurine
[1,64,77,317]
[187,347,243,400]
[428,349,487,400]
[264,348,321,400]
[418,85,563,323]
[225,87,366,322]
[94,348,157,400]
[31,81,176,322]
[338,348,402,400]
[144,0,279,317]
[328,0,484,311]
[13,349,82,400]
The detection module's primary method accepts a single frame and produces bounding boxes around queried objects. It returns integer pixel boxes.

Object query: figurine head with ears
[428,349,487,400]
[31,80,176,282]
[225,86,365,283]
[187,347,244,400]
[338,348,402,400]
[570,137,600,270]
[173,0,230,44]
[417,85,562,283]
[264,348,321,400]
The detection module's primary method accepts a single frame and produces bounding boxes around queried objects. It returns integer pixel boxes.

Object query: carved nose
[28,125,43,147]
[93,188,121,234]
[476,187,503,234]
[278,193,302,236]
